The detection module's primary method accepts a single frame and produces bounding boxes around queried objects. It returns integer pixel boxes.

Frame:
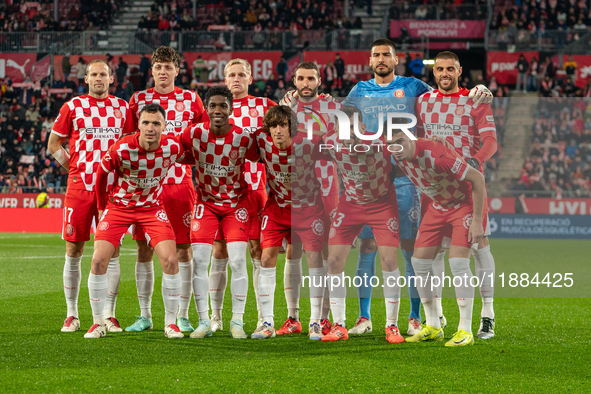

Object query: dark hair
[263,105,294,136]
[370,38,397,54]
[139,103,166,121]
[434,51,460,63]
[204,85,233,106]
[151,45,181,68]
[294,61,321,79]
[342,106,363,122]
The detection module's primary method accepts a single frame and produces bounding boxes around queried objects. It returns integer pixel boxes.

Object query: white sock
[252,258,262,320]
[209,257,228,319]
[162,272,182,326]
[328,272,346,326]
[382,269,401,327]
[308,267,324,323]
[284,258,302,320]
[192,243,212,320]
[412,257,439,329]
[321,259,330,320]
[449,257,474,333]
[135,261,154,321]
[63,255,82,318]
[177,261,192,320]
[259,266,276,327]
[431,251,446,317]
[88,273,108,325]
[104,257,120,319]
[473,245,495,319]
[227,242,248,320]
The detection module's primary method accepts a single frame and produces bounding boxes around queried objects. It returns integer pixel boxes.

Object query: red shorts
[260,200,327,252]
[133,182,195,245]
[214,189,267,242]
[62,188,98,243]
[191,198,250,245]
[322,191,339,222]
[328,189,400,248]
[415,203,487,249]
[96,204,176,249]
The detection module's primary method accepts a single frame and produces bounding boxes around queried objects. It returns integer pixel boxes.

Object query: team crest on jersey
[387,217,399,234]
[296,158,305,167]
[235,208,249,223]
[163,159,171,168]
[113,109,122,119]
[192,221,201,232]
[156,210,170,223]
[407,207,419,223]
[329,227,337,239]
[98,221,109,231]
[183,212,192,227]
[394,89,405,98]
[249,108,259,117]
[311,219,325,236]
[65,224,75,236]
[229,150,239,160]
[455,107,465,116]
[175,102,185,111]
[463,214,473,229]
[366,157,376,166]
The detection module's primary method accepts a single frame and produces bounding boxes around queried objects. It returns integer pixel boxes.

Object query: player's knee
[176,245,191,262]
[249,242,262,260]
[161,254,179,274]
[136,242,154,262]
[212,243,229,259]
[381,256,398,273]
[65,241,85,258]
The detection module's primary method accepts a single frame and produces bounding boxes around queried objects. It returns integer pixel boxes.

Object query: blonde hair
[224,59,251,76]
[87,59,112,76]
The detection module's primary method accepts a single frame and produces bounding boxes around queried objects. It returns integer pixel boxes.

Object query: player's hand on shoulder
[279,90,297,106]
[469,85,493,107]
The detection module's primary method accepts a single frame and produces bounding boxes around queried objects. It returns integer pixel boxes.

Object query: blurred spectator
[564,55,578,85]
[276,57,288,82]
[334,53,345,89]
[139,54,151,90]
[116,57,128,86]
[76,58,87,89]
[62,53,72,78]
[409,53,424,78]
[324,61,336,93]
[528,56,538,92]
[516,54,529,93]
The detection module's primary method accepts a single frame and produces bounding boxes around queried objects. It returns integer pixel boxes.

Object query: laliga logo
[304,108,418,142]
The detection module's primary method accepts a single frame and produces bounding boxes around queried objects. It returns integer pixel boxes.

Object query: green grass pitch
[1,234,590,393]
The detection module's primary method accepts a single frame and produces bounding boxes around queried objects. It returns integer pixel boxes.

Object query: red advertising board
[390,20,486,39]
[0,208,63,233]
[0,54,37,82]
[304,51,422,79]
[0,193,65,209]
[488,197,591,215]
[487,51,538,84]
[184,51,282,81]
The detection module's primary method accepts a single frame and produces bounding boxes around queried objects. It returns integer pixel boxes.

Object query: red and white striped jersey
[254,129,324,208]
[129,87,204,185]
[417,88,496,161]
[51,95,133,192]
[397,139,471,211]
[253,129,291,207]
[323,132,392,204]
[179,123,259,207]
[231,95,276,191]
[295,97,339,196]
[99,134,183,209]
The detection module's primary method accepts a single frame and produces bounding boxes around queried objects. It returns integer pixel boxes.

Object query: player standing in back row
[341,38,492,336]
[48,59,133,333]
[417,51,497,338]
[126,46,205,334]
[208,59,276,332]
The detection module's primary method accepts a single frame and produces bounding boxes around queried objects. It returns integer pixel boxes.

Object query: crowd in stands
[515,86,591,197]
[390,0,488,21]
[0,0,123,33]
[491,0,591,50]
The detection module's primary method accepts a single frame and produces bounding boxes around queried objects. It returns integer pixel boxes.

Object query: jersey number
[261,215,268,230]
[195,204,205,219]
[332,213,345,228]
[64,207,74,223]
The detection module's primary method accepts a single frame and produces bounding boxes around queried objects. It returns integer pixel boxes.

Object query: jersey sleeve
[245,134,260,162]
[128,93,140,132]
[434,147,469,181]
[341,84,359,107]
[192,94,205,124]
[96,144,121,210]
[51,103,73,137]
[122,105,136,135]
[471,105,497,164]
[413,78,432,96]
[179,124,195,152]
